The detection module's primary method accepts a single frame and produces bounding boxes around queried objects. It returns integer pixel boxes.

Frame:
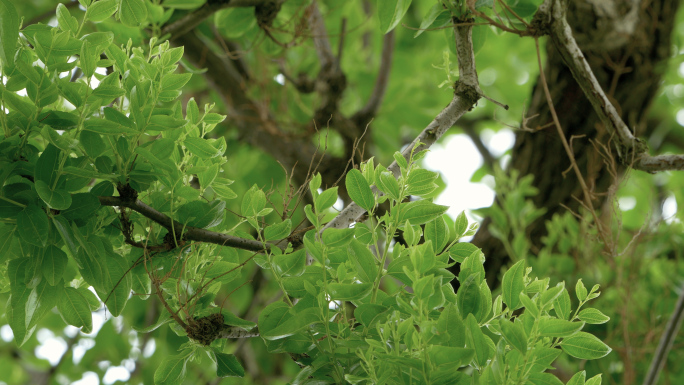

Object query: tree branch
[219,325,260,339]
[324,18,482,230]
[538,0,684,173]
[643,281,684,385]
[161,0,269,39]
[353,30,395,123]
[309,3,335,68]
[98,196,268,252]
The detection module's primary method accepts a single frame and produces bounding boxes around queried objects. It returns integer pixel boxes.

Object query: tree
[0,0,682,384]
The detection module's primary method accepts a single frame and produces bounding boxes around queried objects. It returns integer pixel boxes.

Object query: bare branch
[643,281,684,385]
[354,30,395,122]
[324,19,482,230]
[308,3,335,68]
[162,0,269,39]
[98,196,268,253]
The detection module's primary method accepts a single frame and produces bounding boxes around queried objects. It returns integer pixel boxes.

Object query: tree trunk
[473,0,679,287]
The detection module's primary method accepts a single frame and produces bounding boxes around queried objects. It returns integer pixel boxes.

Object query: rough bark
[473,0,679,287]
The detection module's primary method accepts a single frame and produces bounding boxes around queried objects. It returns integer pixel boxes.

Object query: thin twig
[643,281,684,385]
[532,37,611,251]
[354,30,395,121]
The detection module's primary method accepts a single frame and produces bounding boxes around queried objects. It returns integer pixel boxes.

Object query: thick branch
[354,30,395,122]
[98,196,268,252]
[161,0,268,39]
[538,0,684,173]
[324,21,482,230]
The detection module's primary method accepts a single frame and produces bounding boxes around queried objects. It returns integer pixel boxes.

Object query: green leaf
[273,249,306,277]
[406,168,439,196]
[162,73,193,91]
[538,318,584,337]
[84,118,139,135]
[264,219,291,241]
[35,180,72,210]
[26,279,61,332]
[354,304,388,327]
[85,0,119,23]
[17,205,49,247]
[454,210,468,238]
[43,245,68,286]
[501,260,525,310]
[212,184,238,200]
[220,310,256,330]
[183,137,222,159]
[97,255,132,317]
[2,88,37,118]
[322,227,355,248]
[586,374,602,385]
[0,0,19,67]
[80,130,106,157]
[176,200,225,228]
[528,373,564,385]
[566,371,586,385]
[204,261,242,284]
[465,313,490,367]
[528,347,562,372]
[349,239,378,283]
[448,242,479,263]
[541,283,565,310]
[415,3,449,38]
[35,144,61,187]
[215,7,256,38]
[576,278,588,301]
[315,187,338,212]
[424,215,449,253]
[261,307,321,340]
[154,355,188,385]
[52,216,78,258]
[577,308,610,324]
[346,169,375,212]
[135,146,176,174]
[57,287,93,332]
[328,282,372,301]
[163,0,206,9]
[119,0,148,27]
[553,287,571,320]
[457,274,481,317]
[213,351,245,378]
[499,319,527,353]
[147,115,187,131]
[56,3,79,34]
[398,200,448,225]
[377,0,413,34]
[429,345,474,368]
[560,332,612,359]
[376,171,401,200]
[92,85,125,99]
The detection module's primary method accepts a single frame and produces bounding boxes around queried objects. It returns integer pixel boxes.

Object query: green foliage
[0,0,648,384]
